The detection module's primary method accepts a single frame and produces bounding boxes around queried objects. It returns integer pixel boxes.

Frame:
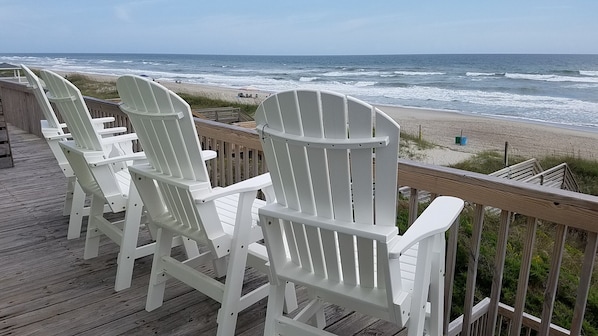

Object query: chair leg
[114,188,144,291]
[264,282,287,336]
[63,176,76,216]
[212,256,228,278]
[83,194,105,259]
[67,180,86,240]
[182,236,200,259]
[427,236,445,336]
[283,281,298,313]
[216,191,255,335]
[408,239,434,336]
[146,228,174,312]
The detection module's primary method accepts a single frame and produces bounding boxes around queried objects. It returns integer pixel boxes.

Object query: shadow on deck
[0,126,406,336]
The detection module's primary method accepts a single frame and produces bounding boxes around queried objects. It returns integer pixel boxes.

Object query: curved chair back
[40,69,104,152]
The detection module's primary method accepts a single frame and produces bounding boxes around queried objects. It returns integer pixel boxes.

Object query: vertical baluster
[510,216,538,334]
[538,224,567,335]
[485,210,511,335]
[570,231,598,335]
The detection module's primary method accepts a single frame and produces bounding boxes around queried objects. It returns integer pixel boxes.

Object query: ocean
[2,53,598,131]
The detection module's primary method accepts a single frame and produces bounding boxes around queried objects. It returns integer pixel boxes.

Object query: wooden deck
[0,126,405,336]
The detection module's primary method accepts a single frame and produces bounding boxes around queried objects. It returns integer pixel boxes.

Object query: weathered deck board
[0,126,399,336]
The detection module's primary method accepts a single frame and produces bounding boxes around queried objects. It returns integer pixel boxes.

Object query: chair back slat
[40,70,104,152]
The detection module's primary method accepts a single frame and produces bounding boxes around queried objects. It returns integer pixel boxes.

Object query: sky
[1,0,597,55]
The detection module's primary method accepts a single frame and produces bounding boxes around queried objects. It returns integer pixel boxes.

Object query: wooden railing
[400,161,598,336]
[2,78,597,335]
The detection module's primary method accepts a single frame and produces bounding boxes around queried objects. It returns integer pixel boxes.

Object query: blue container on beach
[460,136,468,145]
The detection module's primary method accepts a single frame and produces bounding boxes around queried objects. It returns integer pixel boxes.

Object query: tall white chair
[39,69,206,291]
[21,64,124,239]
[116,74,297,336]
[256,90,464,336]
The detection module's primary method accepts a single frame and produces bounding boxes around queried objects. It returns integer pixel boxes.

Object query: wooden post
[504,141,509,167]
[418,124,422,141]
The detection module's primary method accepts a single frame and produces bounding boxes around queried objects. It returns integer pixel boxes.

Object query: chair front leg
[83,194,106,259]
[146,227,174,312]
[426,234,445,336]
[67,179,85,239]
[217,190,257,336]
[114,185,144,291]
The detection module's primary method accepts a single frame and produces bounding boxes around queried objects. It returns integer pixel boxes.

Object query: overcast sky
[2,0,597,55]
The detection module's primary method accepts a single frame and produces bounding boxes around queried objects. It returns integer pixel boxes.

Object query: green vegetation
[401,131,436,150]
[65,74,119,100]
[176,93,258,116]
[398,150,598,335]
[62,74,260,116]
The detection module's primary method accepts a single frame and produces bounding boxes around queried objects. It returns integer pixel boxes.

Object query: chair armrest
[100,132,138,145]
[43,131,72,141]
[91,117,116,124]
[88,152,147,166]
[98,127,128,135]
[195,173,272,203]
[202,150,217,160]
[129,163,213,191]
[389,196,463,259]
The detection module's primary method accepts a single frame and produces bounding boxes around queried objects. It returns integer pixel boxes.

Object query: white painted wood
[21,65,118,239]
[116,74,297,335]
[256,89,465,336]
[39,69,181,292]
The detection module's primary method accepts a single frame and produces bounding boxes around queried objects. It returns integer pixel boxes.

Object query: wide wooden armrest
[88,152,147,166]
[389,196,463,259]
[195,173,272,203]
[128,164,212,191]
[100,133,138,145]
[90,116,116,124]
[97,127,128,135]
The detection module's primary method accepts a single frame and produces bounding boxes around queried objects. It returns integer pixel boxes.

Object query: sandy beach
[73,72,598,166]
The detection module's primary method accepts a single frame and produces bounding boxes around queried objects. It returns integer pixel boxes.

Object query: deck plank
[0,125,394,336]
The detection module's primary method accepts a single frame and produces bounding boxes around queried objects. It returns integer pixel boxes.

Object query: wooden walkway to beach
[0,126,405,336]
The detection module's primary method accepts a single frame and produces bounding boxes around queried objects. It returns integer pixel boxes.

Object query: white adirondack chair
[255,90,465,336]
[39,69,209,291]
[21,64,124,239]
[116,74,297,336]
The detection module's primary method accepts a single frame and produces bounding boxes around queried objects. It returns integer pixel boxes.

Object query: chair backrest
[117,75,221,251]
[40,69,104,152]
[256,90,404,320]
[256,89,399,225]
[21,65,63,130]
[116,75,210,182]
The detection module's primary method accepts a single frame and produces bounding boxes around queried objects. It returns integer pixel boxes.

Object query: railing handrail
[398,159,598,232]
